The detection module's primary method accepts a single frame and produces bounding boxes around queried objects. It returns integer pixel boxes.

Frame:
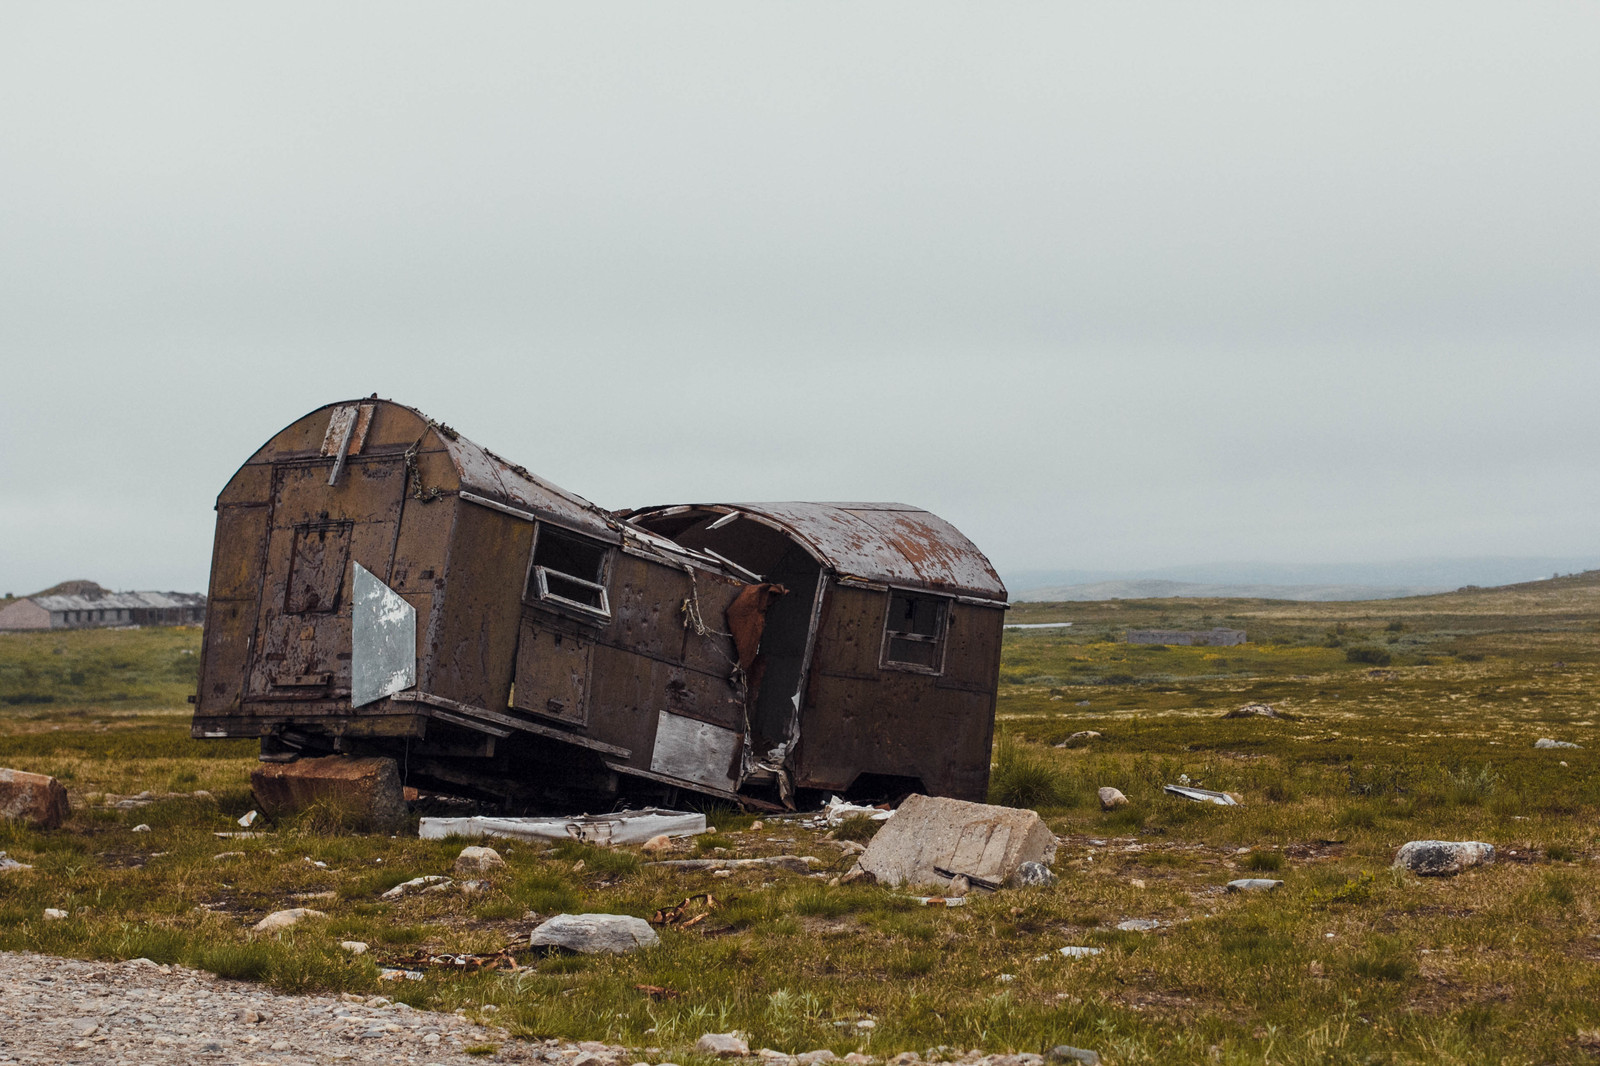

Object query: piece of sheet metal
[651,711,740,791]
[1163,784,1239,806]
[418,808,707,845]
[351,563,416,708]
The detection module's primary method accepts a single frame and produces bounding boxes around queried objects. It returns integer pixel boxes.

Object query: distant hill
[1007,556,1600,602]
[1014,578,1449,602]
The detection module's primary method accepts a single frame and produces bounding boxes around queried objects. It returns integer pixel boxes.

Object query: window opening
[883,591,948,672]
[527,526,611,619]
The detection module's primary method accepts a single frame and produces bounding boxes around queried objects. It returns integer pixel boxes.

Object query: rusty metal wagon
[193,398,1006,810]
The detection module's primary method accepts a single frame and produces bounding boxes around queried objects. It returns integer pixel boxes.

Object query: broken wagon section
[193,399,756,808]
[620,501,1008,804]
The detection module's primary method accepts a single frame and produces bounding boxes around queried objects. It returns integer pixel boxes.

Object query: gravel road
[0,951,634,1065]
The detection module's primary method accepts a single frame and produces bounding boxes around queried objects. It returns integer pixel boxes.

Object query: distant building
[0,590,206,631]
[1126,627,1245,646]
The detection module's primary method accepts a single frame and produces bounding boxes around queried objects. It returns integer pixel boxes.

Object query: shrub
[1244,850,1285,872]
[988,736,1064,809]
[833,814,884,843]
[1345,646,1392,666]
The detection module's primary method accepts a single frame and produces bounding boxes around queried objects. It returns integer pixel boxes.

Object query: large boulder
[529,913,659,954]
[0,768,70,829]
[857,794,1057,890]
[1393,840,1495,877]
[249,756,406,831]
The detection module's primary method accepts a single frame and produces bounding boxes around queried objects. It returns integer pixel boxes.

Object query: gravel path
[0,951,628,1065]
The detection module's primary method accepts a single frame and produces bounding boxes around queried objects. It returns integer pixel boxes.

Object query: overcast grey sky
[2,4,1597,595]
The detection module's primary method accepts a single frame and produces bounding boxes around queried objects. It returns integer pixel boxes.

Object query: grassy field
[3,576,1600,1064]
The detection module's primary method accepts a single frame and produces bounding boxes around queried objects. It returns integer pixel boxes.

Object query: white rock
[529,913,660,954]
[796,1053,838,1066]
[340,941,369,955]
[1535,738,1581,749]
[0,852,32,874]
[1057,946,1103,958]
[696,1032,750,1057]
[381,875,453,899]
[1115,919,1160,932]
[1225,879,1283,893]
[131,824,152,833]
[253,908,326,933]
[237,810,260,828]
[1097,787,1129,811]
[43,908,68,920]
[1393,840,1496,877]
[857,794,1056,889]
[454,846,505,873]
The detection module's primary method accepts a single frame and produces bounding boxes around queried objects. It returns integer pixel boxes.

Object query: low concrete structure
[1126,628,1245,646]
[857,793,1057,890]
[249,755,406,831]
[0,768,70,829]
[0,585,205,631]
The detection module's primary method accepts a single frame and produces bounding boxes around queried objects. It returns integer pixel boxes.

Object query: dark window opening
[527,526,611,619]
[883,592,948,673]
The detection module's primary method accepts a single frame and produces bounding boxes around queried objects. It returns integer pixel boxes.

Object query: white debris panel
[418,807,708,845]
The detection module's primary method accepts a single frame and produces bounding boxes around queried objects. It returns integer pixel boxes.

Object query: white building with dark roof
[0,590,205,630]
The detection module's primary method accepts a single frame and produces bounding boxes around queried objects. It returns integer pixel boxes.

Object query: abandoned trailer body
[192,399,1007,808]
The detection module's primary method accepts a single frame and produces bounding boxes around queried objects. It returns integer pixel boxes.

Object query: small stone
[455,846,506,873]
[237,810,260,828]
[840,865,877,886]
[1045,1047,1100,1066]
[1393,840,1496,877]
[641,834,674,854]
[0,852,32,874]
[1226,879,1283,893]
[1057,946,1103,958]
[131,824,152,833]
[948,875,971,897]
[713,869,732,878]
[844,1054,875,1064]
[1116,919,1160,932]
[696,1032,750,1058]
[1015,861,1056,887]
[252,907,326,933]
[1054,731,1102,748]
[856,1019,877,1030]
[43,908,68,920]
[213,851,245,861]
[529,913,660,954]
[1535,738,1581,749]
[749,821,765,831]
[1097,787,1128,811]
[797,1052,839,1066]
[890,1054,921,1066]
[381,874,453,899]
[340,941,370,955]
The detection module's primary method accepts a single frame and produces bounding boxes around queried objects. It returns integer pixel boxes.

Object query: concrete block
[250,755,406,831]
[0,768,70,829]
[857,794,1057,890]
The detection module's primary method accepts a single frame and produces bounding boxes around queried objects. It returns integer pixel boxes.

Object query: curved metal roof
[625,501,1007,601]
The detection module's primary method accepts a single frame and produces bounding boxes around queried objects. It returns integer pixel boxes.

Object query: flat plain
[3,573,1600,1064]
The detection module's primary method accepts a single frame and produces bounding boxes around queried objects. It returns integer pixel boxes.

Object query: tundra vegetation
[4,574,1600,1064]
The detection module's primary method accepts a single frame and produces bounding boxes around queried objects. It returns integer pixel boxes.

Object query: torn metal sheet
[651,711,740,791]
[1163,784,1239,806]
[350,563,416,708]
[418,808,707,845]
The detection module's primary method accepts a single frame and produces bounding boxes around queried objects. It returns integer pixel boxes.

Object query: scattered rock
[1535,738,1581,749]
[340,940,369,955]
[252,908,326,933]
[1056,946,1103,958]
[1097,787,1128,811]
[1046,1047,1101,1066]
[131,824,151,833]
[237,810,260,828]
[529,913,660,954]
[43,908,67,920]
[641,834,675,854]
[841,865,877,885]
[797,1051,838,1065]
[1115,919,1161,932]
[857,794,1057,890]
[947,874,971,897]
[213,851,245,862]
[0,852,32,874]
[381,874,453,899]
[696,1032,750,1058]
[843,1052,875,1063]
[1053,731,1102,748]
[749,820,765,831]
[0,768,70,829]
[1223,703,1289,720]
[1393,840,1496,876]
[455,845,506,873]
[250,755,407,831]
[1015,861,1057,887]
[1226,879,1283,893]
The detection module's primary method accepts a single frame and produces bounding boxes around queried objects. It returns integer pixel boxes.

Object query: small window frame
[524,523,613,623]
[880,590,951,676]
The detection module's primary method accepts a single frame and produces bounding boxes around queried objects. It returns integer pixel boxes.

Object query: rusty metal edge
[390,691,632,759]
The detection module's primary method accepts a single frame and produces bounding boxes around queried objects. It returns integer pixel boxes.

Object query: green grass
[7,581,1600,1062]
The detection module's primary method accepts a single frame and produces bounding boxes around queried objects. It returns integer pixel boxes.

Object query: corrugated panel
[625,502,1006,600]
[31,591,207,611]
